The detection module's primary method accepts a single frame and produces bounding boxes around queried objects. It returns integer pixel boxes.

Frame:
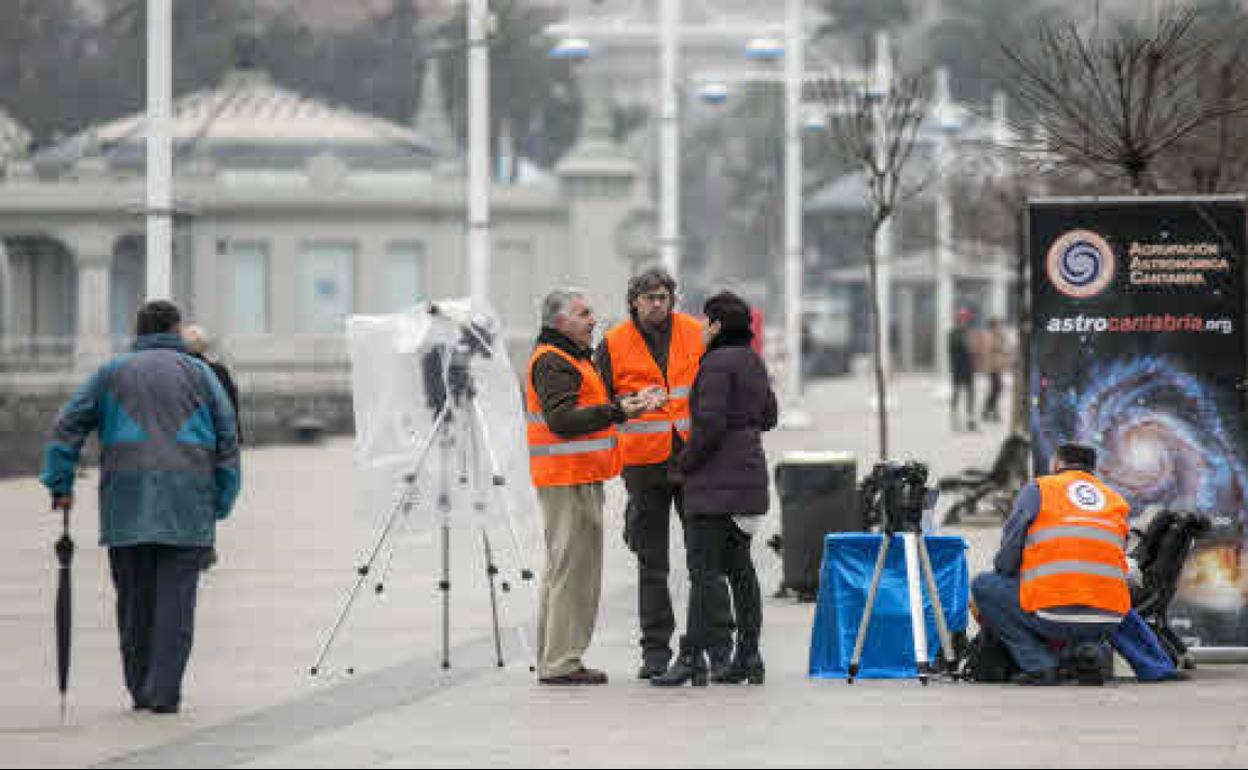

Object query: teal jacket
[40,333,241,547]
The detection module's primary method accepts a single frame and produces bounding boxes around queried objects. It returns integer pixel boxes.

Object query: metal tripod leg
[467,396,537,671]
[902,533,931,684]
[847,532,893,683]
[465,402,505,668]
[481,530,504,667]
[310,404,451,677]
[438,413,457,671]
[915,532,957,675]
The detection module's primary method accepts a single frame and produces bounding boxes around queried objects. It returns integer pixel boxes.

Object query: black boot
[715,649,765,685]
[708,647,733,682]
[650,650,708,687]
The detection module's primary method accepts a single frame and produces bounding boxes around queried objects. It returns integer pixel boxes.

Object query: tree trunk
[865,221,889,461]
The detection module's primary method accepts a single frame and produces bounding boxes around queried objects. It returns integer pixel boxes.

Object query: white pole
[933,68,954,385]
[658,0,680,276]
[991,91,1012,321]
[145,0,173,300]
[468,0,491,309]
[780,0,809,427]
[873,31,894,390]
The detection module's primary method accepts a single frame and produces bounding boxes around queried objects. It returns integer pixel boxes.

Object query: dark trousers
[108,544,206,708]
[951,375,976,428]
[983,372,1003,421]
[972,572,1119,674]
[685,517,762,657]
[624,474,733,664]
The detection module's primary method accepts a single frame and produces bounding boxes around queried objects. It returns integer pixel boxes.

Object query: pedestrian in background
[653,291,777,687]
[981,317,1011,424]
[948,307,977,432]
[40,300,241,713]
[182,324,242,443]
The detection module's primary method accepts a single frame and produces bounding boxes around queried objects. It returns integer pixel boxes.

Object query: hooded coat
[678,329,778,516]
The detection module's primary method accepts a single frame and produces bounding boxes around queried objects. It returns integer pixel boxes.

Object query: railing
[0,337,75,372]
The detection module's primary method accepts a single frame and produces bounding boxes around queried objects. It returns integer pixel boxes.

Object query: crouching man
[972,443,1128,685]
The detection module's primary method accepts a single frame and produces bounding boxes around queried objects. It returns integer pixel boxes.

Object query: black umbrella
[54,507,74,720]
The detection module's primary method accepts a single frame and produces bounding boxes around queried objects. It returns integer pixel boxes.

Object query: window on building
[385,242,426,312]
[228,241,269,334]
[298,241,355,332]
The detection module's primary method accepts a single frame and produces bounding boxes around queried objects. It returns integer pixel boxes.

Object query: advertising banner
[1030,196,1248,648]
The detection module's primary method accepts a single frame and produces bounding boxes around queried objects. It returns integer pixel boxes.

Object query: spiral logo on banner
[1046,229,1116,299]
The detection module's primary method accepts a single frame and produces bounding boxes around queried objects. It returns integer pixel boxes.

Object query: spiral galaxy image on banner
[1033,356,1248,518]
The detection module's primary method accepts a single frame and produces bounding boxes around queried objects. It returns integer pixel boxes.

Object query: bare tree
[816,70,929,461]
[1000,7,1248,194]
[1153,16,1248,193]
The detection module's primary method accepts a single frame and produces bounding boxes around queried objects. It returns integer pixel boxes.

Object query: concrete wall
[0,372,355,480]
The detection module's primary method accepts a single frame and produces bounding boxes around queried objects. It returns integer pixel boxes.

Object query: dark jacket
[948,326,974,380]
[678,330,778,516]
[530,326,627,438]
[192,353,243,444]
[40,333,241,547]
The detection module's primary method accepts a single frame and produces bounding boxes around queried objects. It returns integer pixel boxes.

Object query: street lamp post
[548,3,809,421]
[467,0,491,309]
[146,0,172,300]
[933,67,957,388]
[781,0,809,425]
[871,30,894,395]
[659,0,681,275]
[546,6,783,282]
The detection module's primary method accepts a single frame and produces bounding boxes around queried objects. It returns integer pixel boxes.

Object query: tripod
[846,519,958,685]
[310,368,536,677]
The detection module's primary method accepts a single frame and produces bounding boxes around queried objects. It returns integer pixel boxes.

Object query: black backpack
[1129,510,1211,666]
[960,627,1020,683]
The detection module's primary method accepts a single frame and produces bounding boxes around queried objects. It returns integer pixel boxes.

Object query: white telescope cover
[346,301,539,553]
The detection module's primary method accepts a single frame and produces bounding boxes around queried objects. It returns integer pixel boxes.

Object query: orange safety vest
[1019,470,1131,616]
[603,312,703,466]
[525,344,622,487]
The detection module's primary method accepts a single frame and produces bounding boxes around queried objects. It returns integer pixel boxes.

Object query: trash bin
[774,451,860,601]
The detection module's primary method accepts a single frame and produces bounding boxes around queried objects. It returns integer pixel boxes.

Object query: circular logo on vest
[1046,229,1116,299]
[1066,481,1107,511]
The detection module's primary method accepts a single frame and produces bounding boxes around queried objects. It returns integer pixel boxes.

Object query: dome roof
[39,67,435,172]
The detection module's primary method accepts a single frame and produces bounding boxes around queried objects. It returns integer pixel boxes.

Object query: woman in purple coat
[652,291,778,687]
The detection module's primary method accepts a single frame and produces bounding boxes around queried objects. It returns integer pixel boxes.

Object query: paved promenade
[2,373,1245,768]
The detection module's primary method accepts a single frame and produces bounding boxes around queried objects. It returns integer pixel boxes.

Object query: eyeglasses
[639,292,672,304]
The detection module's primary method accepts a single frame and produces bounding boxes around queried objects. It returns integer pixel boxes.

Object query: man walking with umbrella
[40,300,240,714]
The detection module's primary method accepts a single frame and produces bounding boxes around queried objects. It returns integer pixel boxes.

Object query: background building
[0,59,649,476]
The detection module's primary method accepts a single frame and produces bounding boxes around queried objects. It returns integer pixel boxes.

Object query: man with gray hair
[525,288,648,684]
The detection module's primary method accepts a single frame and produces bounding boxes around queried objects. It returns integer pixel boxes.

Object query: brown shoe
[539,666,609,686]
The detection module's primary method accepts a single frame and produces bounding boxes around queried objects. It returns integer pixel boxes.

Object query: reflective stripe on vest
[525,344,622,487]
[618,420,673,434]
[1021,561,1127,582]
[1019,471,1130,615]
[529,436,618,457]
[604,313,702,465]
[1025,526,1127,550]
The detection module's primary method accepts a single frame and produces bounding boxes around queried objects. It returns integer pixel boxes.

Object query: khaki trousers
[535,482,604,678]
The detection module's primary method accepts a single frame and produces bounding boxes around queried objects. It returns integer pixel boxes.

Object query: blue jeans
[972,572,1119,674]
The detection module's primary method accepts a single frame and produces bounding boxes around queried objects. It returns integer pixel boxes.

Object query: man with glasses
[595,268,734,679]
